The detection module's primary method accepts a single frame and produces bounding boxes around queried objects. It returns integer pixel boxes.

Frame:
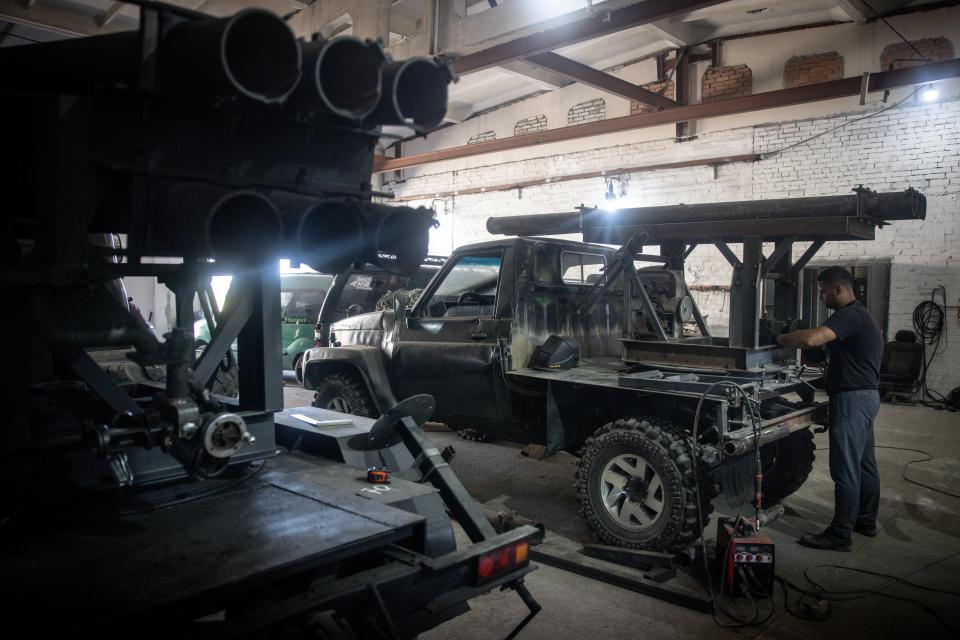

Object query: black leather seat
[879,330,923,398]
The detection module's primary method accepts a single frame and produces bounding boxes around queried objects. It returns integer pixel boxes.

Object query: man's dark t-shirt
[821,300,884,395]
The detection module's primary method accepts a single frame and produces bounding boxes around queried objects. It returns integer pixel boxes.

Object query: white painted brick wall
[391,99,960,394]
[567,98,606,125]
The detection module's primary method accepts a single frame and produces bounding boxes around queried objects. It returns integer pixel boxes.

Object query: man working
[776,266,884,551]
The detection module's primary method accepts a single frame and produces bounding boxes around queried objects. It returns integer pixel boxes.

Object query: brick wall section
[514,114,547,136]
[567,98,606,125]
[467,130,496,145]
[701,64,752,102]
[784,52,843,88]
[630,79,675,114]
[880,37,954,70]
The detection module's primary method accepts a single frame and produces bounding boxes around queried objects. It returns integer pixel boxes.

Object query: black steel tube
[285,37,384,120]
[0,9,301,104]
[366,203,436,275]
[366,58,455,131]
[153,183,283,263]
[41,323,160,355]
[486,188,926,237]
[724,421,806,456]
[272,194,366,273]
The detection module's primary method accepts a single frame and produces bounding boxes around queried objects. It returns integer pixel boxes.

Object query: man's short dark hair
[817,266,853,289]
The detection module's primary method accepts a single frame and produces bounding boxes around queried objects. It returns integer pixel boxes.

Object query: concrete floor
[282,382,960,639]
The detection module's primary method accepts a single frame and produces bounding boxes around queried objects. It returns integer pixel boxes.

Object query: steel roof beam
[450,0,729,76]
[374,57,960,173]
[526,51,677,108]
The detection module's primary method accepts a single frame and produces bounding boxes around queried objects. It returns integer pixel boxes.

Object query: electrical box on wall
[801,262,891,337]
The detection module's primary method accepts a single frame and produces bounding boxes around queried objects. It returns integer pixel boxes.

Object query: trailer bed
[0,458,424,625]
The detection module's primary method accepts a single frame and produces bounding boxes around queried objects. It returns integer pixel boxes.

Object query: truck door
[390,248,511,425]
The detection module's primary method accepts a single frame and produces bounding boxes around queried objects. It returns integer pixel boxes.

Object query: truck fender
[301,345,397,414]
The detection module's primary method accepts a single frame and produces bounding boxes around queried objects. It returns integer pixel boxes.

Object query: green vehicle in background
[194,272,333,382]
[280,272,333,380]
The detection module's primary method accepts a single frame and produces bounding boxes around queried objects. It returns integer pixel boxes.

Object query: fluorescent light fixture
[921,85,939,102]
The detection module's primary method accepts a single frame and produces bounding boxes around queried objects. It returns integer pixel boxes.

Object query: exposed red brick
[701,64,752,102]
[784,52,843,88]
[629,79,675,114]
[880,37,954,70]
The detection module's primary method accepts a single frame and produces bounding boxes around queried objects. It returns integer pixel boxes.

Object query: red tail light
[474,539,530,585]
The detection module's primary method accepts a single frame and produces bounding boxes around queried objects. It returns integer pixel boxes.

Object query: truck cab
[304,237,640,442]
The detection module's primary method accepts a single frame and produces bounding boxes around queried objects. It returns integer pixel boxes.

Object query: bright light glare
[921,86,939,102]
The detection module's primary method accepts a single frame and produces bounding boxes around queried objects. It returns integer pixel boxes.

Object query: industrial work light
[921,84,940,102]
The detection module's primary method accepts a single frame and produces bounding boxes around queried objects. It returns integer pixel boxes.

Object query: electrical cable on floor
[877,445,960,501]
[773,551,960,634]
[799,561,960,637]
[815,443,960,502]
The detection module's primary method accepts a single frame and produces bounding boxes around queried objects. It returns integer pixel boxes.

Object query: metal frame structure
[488,186,926,367]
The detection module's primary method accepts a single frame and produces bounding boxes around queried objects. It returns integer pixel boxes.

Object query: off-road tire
[759,428,816,506]
[312,373,377,417]
[575,417,713,552]
[294,353,304,385]
[193,339,239,398]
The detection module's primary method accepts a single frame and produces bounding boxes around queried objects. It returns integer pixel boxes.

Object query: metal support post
[729,236,762,348]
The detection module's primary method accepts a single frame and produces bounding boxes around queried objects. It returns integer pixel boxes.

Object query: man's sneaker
[854,522,879,537]
[798,530,852,552]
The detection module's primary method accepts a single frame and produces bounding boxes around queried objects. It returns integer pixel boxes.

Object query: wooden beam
[451,0,728,76]
[374,57,960,172]
[526,52,677,109]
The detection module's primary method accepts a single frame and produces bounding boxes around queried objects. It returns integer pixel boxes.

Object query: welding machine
[716,517,775,598]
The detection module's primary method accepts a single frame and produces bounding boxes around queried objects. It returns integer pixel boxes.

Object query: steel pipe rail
[723,405,827,456]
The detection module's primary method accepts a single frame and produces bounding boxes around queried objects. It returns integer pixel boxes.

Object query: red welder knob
[367,467,390,484]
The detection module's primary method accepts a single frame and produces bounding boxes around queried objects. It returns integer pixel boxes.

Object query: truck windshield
[281,288,325,324]
[423,253,502,318]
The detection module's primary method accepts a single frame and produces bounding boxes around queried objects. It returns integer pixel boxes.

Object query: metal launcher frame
[0,0,451,495]
[487,187,926,372]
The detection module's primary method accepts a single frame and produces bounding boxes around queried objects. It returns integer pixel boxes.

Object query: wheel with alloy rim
[312,372,377,417]
[575,417,712,552]
[598,453,667,531]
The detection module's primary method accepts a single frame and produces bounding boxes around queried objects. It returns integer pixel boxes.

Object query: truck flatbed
[0,456,425,626]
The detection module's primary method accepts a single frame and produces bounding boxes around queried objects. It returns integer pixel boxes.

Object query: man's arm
[776,326,837,349]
